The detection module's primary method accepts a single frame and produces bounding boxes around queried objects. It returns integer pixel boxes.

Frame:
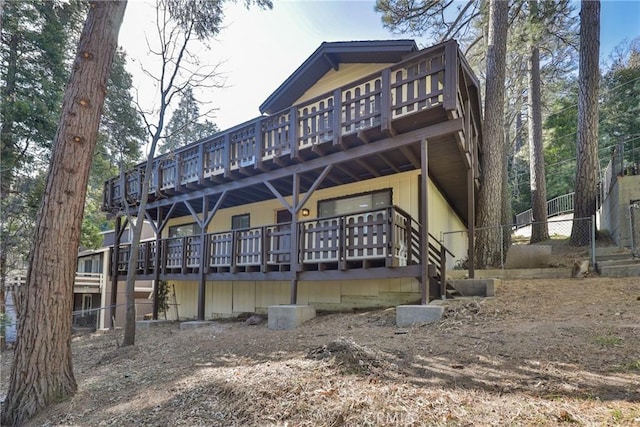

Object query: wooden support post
[153,207,163,320]
[467,166,476,279]
[197,143,205,185]
[332,88,342,147]
[440,245,447,299]
[380,68,391,133]
[197,196,208,321]
[255,120,264,171]
[110,215,122,328]
[290,172,300,304]
[443,41,458,112]
[290,106,299,161]
[420,139,429,304]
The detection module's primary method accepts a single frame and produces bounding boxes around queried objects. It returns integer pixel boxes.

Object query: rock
[245,315,263,326]
[571,260,590,278]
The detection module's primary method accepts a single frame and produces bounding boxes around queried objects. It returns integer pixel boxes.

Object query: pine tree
[571,0,600,245]
[160,86,219,154]
[1,2,127,424]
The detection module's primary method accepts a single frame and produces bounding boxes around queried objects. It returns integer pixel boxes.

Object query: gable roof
[259,40,418,115]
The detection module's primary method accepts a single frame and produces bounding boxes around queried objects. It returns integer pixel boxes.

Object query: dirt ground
[1,277,639,426]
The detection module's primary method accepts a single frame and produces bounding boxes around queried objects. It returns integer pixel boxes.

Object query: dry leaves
[1,277,639,426]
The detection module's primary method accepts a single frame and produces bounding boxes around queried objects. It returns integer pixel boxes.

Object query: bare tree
[1,2,127,424]
[121,0,271,346]
[474,0,509,267]
[571,0,600,245]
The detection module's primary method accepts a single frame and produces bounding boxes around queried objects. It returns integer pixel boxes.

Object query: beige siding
[294,63,392,106]
[163,170,468,264]
[298,281,341,305]
[232,281,256,313]
[166,276,424,320]
[160,170,470,319]
[255,281,290,311]
[207,281,233,317]
[169,281,198,320]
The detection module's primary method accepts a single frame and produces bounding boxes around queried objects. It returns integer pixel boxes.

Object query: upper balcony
[103,40,482,224]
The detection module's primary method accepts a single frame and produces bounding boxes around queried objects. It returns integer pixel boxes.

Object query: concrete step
[594,247,633,262]
[598,262,640,278]
[596,253,635,262]
[597,258,640,268]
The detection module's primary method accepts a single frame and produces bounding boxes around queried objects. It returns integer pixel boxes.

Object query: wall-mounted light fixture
[301,208,310,217]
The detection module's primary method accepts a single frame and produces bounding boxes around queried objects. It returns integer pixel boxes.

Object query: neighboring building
[74,222,156,330]
[6,221,157,337]
[599,147,640,248]
[102,40,483,320]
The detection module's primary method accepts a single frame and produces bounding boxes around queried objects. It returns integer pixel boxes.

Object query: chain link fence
[442,216,595,270]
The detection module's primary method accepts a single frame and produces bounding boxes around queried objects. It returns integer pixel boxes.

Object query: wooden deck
[113,206,449,283]
[102,40,481,224]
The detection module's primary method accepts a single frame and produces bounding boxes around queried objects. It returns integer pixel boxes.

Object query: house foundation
[136,319,173,329]
[180,320,216,330]
[449,278,498,297]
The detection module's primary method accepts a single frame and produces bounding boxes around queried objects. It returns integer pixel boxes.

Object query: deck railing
[113,206,449,275]
[103,41,468,210]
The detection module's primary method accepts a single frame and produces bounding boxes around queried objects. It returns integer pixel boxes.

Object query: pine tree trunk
[475,0,509,267]
[1,2,127,425]
[528,45,549,243]
[502,122,512,261]
[571,0,600,245]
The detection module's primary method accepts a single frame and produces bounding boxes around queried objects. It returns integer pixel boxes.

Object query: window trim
[316,188,393,218]
[168,222,201,238]
[231,213,251,230]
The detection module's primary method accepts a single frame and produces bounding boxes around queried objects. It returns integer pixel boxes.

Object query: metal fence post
[591,215,596,267]
[500,225,504,270]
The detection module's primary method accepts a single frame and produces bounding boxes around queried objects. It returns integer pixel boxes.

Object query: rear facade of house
[102,39,483,321]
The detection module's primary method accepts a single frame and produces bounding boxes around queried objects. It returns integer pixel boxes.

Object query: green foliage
[543,77,579,199]
[600,38,640,168]
[166,0,272,40]
[157,280,171,316]
[160,87,219,154]
[594,335,622,347]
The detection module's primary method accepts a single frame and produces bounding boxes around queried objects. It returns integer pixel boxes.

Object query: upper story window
[318,189,392,218]
[232,214,250,230]
[169,223,201,238]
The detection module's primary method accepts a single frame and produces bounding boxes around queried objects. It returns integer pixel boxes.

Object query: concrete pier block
[448,278,498,297]
[180,320,215,330]
[396,305,444,327]
[268,305,316,330]
[136,319,172,329]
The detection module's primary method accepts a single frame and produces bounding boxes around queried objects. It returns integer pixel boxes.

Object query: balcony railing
[104,41,468,210]
[113,206,449,276]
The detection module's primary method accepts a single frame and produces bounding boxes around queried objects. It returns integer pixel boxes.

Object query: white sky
[118,0,640,132]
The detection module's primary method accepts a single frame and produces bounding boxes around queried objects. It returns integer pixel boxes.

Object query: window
[169,223,201,238]
[82,294,92,316]
[276,209,292,224]
[231,214,250,230]
[318,189,392,217]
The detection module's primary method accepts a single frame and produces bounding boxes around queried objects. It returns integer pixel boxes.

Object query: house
[599,145,640,249]
[102,39,483,321]
[4,221,156,340]
[73,222,157,330]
